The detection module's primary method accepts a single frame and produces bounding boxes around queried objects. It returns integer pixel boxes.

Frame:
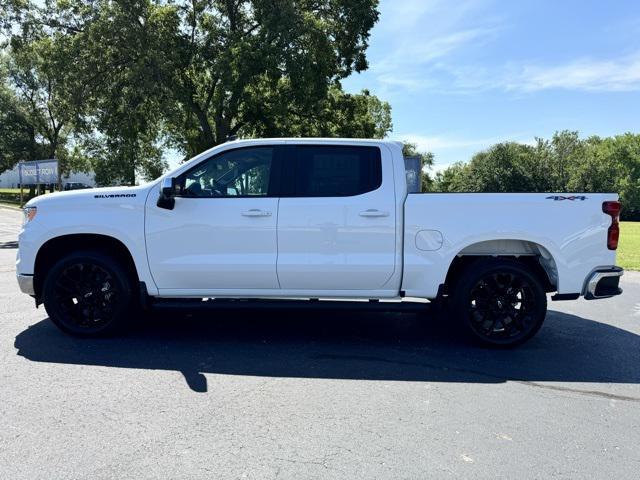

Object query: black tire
[42,250,135,337]
[450,258,547,347]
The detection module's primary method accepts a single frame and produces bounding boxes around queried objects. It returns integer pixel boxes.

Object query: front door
[146,146,281,292]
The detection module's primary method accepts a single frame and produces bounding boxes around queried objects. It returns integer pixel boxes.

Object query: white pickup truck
[17,138,623,346]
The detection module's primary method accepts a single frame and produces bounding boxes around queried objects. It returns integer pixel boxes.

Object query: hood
[25,184,154,208]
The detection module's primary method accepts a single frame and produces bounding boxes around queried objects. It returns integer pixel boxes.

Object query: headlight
[23,206,37,225]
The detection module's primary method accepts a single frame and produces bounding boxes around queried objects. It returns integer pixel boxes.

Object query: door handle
[359,209,389,217]
[241,209,272,217]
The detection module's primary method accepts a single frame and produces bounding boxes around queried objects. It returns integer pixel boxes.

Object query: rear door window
[294,145,382,197]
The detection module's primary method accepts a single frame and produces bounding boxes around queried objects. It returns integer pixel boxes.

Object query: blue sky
[342,0,640,170]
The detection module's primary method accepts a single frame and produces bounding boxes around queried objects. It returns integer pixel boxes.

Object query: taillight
[602,201,621,250]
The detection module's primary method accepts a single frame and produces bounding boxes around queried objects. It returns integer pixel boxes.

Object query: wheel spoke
[53,262,120,330]
[466,268,539,343]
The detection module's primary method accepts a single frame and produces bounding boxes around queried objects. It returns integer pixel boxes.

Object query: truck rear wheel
[450,258,547,347]
[42,250,134,336]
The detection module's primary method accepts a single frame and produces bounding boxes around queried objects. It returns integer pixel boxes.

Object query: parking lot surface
[1,206,639,479]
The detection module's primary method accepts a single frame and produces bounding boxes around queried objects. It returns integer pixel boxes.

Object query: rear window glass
[295,146,382,197]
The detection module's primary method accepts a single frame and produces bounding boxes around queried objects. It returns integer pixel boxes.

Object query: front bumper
[584,266,623,300]
[17,274,35,296]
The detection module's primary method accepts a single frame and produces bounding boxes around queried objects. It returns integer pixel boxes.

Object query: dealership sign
[18,159,58,185]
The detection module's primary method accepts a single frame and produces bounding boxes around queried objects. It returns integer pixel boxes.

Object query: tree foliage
[432,131,640,220]
[0,58,46,171]
[0,0,389,183]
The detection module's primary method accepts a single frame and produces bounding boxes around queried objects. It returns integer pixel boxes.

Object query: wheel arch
[34,233,140,299]
[443,239,559,294]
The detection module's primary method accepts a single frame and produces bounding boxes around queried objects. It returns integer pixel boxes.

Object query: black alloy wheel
[43,251,134,336]
[451,259,547,347]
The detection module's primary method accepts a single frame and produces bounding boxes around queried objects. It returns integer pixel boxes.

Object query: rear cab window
[292,145,382,197]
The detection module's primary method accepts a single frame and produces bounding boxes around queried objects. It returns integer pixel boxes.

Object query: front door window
[179,147,274,198]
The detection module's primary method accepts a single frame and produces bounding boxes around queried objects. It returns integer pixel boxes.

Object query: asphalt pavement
[1,205,639,479]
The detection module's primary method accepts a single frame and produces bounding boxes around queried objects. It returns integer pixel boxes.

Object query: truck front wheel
[450,258,547,347]
[42,250,134,336]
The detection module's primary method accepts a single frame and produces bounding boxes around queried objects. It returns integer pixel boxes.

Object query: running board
[150,298,432,313]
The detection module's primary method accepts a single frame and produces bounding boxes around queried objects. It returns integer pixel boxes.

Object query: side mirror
[157,177,176,210]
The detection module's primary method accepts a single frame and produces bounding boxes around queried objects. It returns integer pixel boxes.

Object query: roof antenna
[226,134,238,142]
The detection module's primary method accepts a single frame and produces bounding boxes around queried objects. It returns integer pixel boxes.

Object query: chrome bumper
[17,274,35,296]
[584,267,623,300]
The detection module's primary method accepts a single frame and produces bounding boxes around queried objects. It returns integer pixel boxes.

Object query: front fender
[18,186,159,295]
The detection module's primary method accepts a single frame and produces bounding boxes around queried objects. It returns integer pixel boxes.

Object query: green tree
[569,134,640,220]
[249,86,392,139]
[432,131,640,220]
[2,18,91,179]
[433,162,472,192]
[529,130,585,191]
[0,58,47,173]
[157,0,384,154]
[3,0,387,183]
[461,142,538,192]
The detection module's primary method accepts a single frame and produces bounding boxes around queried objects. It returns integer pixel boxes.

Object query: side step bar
[150,298,432,314]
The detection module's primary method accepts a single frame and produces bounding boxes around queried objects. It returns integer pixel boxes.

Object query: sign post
[18,161,23,206]
[57,157,62,191]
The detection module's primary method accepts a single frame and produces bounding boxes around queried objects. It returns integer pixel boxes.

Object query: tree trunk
[189,99,216,152]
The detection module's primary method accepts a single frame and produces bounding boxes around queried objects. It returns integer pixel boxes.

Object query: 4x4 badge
[546,195,587,201]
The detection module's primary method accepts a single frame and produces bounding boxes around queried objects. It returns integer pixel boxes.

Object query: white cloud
[393,133,536,170]
[394,134,490,151]
[362,1,640,95]
[365,0,502,95]
[377,0,443,31]
[395,132,533,150]
[508,55,640,92]
[431,54,640,94]
[375,27,496,69]
[409,28,497,63]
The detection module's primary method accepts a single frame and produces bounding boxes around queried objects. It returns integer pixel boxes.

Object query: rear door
[276,144,397,291]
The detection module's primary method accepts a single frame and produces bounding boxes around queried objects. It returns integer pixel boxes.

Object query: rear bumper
[17,274,35,296]
[584,266,623,300]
